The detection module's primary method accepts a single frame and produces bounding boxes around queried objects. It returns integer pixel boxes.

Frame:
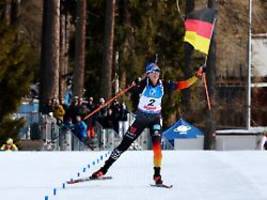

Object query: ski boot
[153,167,163,185]
[90,167,107,179]
[154,175,163,185]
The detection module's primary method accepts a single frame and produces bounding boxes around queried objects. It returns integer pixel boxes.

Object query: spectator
[110,99,121,134]
[63,117,73,130]
[104,108,115,129]
[64,85,73,107]
[87,119,96,139]
[42,99,53,115]
[53,99,65,125]
[67,96,80,124]
[61,98,69,120]
[61,98,68,109]
[119,102,129,137]
[73,115,88,142]
[78,97,90,118]
[96,97,108,126]
[99,97,105,106]
[87,96,95,111]
[78,97,84,106]
[1,138,18,151]
[85,97,96,139]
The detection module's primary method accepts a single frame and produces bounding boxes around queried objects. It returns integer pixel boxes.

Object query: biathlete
[91,62,203,185]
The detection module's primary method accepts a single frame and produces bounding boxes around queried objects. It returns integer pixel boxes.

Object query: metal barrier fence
[93,113,152,151]
[16,108,164,151]
[14,112,39,139]
[39,115,90,151]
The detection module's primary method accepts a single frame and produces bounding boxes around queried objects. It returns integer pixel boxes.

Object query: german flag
[184,8,216,55]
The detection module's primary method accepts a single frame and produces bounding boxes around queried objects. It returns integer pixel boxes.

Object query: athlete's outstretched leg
[91,119,145,179]
[151,123,163,184]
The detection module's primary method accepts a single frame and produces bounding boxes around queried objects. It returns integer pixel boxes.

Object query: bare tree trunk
[73,0,87,97]
[119,0,133,89]
[185,0,195,14]
[59,2,66,101]
[40,0,60,112]
[100,0,116,99]
[3,0,19,25]
[4,0,12,25]
[59,0,70,100]
[181,0,195,118]
[10,0,20,25]
[204,0,217,150]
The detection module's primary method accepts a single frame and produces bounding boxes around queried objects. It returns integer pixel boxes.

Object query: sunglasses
[151,69,160,73]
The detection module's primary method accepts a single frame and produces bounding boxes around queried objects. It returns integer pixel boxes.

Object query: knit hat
[145,63,160,74]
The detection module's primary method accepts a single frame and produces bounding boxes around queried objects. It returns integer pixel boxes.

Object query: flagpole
[176,0,184,21]
[202,71,212,110]
[247,0,252,130]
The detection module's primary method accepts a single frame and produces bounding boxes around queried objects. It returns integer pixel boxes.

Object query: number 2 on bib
[147,99,156,106]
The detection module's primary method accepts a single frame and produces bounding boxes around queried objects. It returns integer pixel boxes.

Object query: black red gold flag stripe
[184,8,216,55]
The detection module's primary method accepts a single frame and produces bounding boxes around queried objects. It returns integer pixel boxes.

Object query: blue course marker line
[64,152,108,192]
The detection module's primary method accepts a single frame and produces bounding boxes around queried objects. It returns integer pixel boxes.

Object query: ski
[150,184,173,189]
[67,176,112,184]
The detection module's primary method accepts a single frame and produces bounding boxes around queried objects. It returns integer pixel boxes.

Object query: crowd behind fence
[15,110,136,151]
[16,99,173,151]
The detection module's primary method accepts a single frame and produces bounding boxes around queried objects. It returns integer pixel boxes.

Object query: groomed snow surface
[1,151,267,200]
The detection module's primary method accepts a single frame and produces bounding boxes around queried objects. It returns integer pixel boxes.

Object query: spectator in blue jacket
[74,115,88,142]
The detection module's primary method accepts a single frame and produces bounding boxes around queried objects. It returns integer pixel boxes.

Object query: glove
[133,77,142,85]
[167,80,176,90]
[195,67,204,78]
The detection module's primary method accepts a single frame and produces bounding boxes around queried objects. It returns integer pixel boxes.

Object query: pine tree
[0,23,33,144]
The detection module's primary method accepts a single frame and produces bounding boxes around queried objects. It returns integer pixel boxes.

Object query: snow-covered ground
[1,150,267,200]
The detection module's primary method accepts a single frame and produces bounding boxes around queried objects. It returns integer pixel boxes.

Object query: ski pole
[83,83,136,120]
